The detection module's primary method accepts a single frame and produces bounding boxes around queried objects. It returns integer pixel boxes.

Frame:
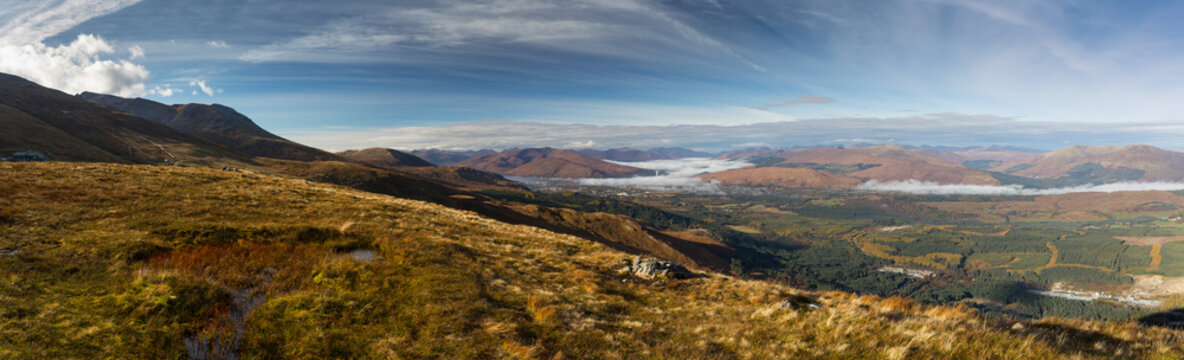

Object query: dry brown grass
[5,162,1184,359]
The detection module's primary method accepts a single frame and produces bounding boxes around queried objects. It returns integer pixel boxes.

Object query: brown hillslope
[337,147,434,168]
[776,146,999,185]
[338,147,525,191]
[459,147,650,178]
[575,147,710,161]
[699,167,862,189]
[499,204,733,270]
[916,148,1043,163]
[79,92,341,162]
[5,162,1184,359]
[0,73,250,166]
[409,148,497,166]
[710,145,999,187]
[993,145,1184,181]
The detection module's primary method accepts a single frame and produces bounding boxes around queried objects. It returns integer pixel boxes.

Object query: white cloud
[188,80,221,96]
[731,142,772,148]
[565,140,599,149]
[0,1,149,97]
[0,34,149,97]
[206,40,229,48]
[128,44,144,59]
[755,95,836,110]
[276,112,1184,154]
[148,85,176,97]
[241,0,759,70]
[858,179,1184,196]
[0,0,143,46]
[575,158,752,193]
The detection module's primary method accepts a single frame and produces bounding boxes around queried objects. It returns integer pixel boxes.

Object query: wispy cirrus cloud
[240,0,762,71]
[280,113,1184,153]
[755,96,836,110]
[0,0,142,45]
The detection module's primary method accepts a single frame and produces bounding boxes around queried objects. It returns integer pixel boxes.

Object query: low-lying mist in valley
[575,158,751,193]
[859,179,1184,196]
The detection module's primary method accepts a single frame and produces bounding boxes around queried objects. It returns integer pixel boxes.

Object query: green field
[484,185,1184,322]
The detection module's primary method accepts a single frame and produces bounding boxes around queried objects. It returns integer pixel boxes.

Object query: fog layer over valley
[859,179,1184,196]
[575,158,751,193]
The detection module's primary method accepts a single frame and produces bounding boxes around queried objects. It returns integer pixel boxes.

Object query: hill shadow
[1138,308,1184,329]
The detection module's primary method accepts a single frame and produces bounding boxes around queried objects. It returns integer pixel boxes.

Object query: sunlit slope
[994,145,1184,182]
[3,162,1184,359]
[714,145,999,187]
[459,147,651,178]
[699,167,863,189]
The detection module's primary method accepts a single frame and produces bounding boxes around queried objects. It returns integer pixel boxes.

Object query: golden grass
[3,162,1184,359]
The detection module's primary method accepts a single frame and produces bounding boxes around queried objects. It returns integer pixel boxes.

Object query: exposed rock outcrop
[617,256,696,279]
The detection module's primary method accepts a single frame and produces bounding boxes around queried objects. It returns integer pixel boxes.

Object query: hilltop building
[11,151,47,162]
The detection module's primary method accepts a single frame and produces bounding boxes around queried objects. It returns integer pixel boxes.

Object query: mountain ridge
[78,92,342,162]
[459,147,652,178]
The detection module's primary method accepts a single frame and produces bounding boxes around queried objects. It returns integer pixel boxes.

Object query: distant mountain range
[574,147,712,161]
[706,144,1184,190]
[409,148,498,166]
[994,145,1184,182]
[410,146,710,166]
[712,145,1000,187]
[458,147,653,178]
[337,147,434,168]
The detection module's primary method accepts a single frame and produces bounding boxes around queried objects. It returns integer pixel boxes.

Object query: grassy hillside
[3,162,1184,359]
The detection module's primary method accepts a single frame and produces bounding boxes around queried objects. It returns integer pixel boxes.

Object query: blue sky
[6,0,1184,151]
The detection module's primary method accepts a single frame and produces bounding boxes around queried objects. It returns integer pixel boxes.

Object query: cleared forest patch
[1117,236,1184,246]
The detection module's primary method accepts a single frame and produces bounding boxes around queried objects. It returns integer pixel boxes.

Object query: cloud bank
[0,34,149,97]
[858,180,1184,196]
[285,114,1184,154]
[575,158,751,193]
[755,96,836,110]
